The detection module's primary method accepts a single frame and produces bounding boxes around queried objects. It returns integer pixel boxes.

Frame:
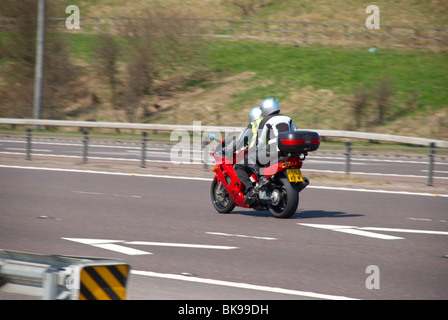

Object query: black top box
[277,131,320,153]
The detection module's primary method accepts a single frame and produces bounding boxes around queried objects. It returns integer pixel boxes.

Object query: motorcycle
[209,129,320,218]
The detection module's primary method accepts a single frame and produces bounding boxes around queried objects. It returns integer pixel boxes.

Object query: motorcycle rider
[238,98,297,204]
[234,106,266,202]
[256,97,297,168]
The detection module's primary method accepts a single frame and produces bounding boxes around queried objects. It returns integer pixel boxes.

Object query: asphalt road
[1,165,447,300]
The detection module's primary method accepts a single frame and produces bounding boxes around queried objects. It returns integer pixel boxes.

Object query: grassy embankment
[61,32,448,140]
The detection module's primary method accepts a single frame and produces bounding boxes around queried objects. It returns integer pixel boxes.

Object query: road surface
[1,164,447,300]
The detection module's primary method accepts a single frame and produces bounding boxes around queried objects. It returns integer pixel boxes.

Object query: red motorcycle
[209,130,320,218]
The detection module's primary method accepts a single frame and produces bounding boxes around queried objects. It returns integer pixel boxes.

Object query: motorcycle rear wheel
[211,177,235,213]
[268,175,299,219]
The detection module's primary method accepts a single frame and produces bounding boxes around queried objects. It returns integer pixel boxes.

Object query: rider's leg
[235,164,253,192]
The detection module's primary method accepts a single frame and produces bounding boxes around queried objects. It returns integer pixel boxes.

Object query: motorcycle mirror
[208,132,216,141]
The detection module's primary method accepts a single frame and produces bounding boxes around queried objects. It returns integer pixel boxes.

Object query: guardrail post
[141,131,147,168]
[427,142,435,186]
[82,130,88,164]
[26,128,32,160]
[43,270,59,300]
[344,142,351,175]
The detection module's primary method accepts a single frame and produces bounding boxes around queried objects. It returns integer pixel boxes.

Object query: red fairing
[213,162,249,208]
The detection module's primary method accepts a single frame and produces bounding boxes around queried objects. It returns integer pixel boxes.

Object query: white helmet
[259,97,280,117]
[248,106,263,123]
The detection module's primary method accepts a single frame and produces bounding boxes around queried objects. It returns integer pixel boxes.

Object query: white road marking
[307,185,448,197]
[409,217,432,221]
[130,269,358,300]
[1,164,448,197]
[298,223,448,239]
[0,165,211,181]
[112,194,142,198]
[62,238,237,255]
[62,237,151,255]
[303,168,448,180]
[422,170,448,174]
[92,243,151,255]
[0,140,169,151]
[0,152,206,164]
[298,223,404,240]
[331,228,404,240]
[72,191,105,196]
[5,148,52,152]
[307,160,367,165]
[309,155,448,165]
[359,227,448,236]
[62,238,123,244]
[0,139,140,149]
[124,241,237,250]
[206,232,277,240]
[72,190,142,198]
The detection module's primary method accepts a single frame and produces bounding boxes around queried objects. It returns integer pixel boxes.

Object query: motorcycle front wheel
[268,175,299,219]
[210,177,235,214]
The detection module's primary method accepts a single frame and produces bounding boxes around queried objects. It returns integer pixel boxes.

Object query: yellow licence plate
[287,169,303,182]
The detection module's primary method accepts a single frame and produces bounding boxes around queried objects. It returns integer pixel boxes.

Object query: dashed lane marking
[206,232,277,240]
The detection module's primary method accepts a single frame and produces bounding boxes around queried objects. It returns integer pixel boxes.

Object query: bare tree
[117,8,205,122]
[93,34,121,106]
[352,89,370,130]
[375,76,393,125]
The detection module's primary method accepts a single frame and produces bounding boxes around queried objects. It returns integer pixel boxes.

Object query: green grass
[64,33,131,63]
[2,31,448,134]
[205,40,448,112]
[63,33,448,111]
[59,33,448,127]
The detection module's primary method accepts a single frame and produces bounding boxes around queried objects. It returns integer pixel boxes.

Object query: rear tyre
[268,175,299,219]
[210,177,235,214]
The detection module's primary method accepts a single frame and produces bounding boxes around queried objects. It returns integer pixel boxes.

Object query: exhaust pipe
[297,177,309,192]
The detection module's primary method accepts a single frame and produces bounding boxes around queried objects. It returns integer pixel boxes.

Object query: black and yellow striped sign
[79,264,129,300]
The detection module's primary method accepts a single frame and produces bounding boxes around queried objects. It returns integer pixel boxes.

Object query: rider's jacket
[232,117,263,165]
[249,117,263,148]
[256,112,297,149]
[253,112,297,166]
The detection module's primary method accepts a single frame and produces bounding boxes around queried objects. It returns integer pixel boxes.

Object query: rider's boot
[243,187,257,204]
[256,176,269,189]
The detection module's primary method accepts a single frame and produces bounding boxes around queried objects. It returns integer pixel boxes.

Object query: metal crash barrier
[0,249,130,300]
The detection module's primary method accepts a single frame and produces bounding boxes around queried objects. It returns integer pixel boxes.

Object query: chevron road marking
[62,238,238,256]
[298,223,448,240]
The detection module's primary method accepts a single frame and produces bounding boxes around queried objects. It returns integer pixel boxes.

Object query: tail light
[280,139,304,146]
[284,156,303,168]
